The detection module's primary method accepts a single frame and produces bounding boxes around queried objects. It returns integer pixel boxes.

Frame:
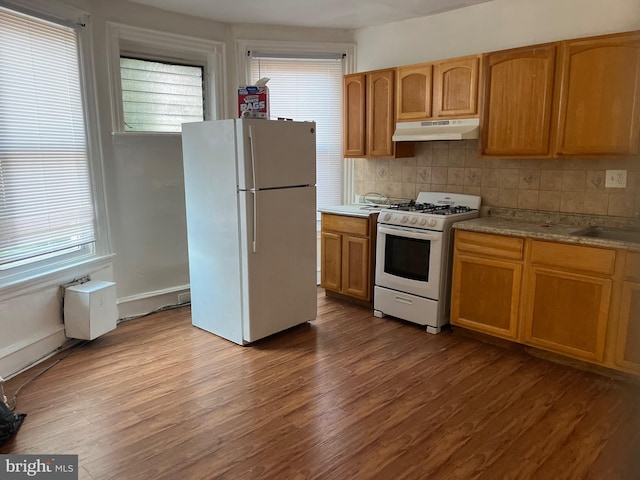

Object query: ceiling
[127,0,495,30]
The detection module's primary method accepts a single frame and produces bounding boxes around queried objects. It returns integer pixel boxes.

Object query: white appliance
[374,192,481,333]
[392,118,480,142]
[181,119,317,345]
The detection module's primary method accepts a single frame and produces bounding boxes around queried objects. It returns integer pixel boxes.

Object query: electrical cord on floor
[118,301,191,323]
[6,340,88,412]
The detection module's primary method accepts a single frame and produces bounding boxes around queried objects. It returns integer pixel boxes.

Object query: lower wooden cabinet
[614,252,640,374]
[451,231,524,340]
[320,213,377,302]
[451,229,640,375]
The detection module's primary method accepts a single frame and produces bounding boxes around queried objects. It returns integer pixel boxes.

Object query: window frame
[236,39,357,207]
[0,0,111,290]
[106,22,226,135]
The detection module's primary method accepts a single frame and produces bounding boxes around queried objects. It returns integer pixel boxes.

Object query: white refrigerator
[181,119,317,345]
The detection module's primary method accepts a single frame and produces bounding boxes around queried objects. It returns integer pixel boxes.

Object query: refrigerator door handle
[248,126,258,252]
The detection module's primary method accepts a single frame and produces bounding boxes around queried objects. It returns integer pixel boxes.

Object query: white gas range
[373,192,481,333]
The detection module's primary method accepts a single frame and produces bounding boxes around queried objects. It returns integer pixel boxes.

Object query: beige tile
[416,149,433,166]
[448,148,466,167]
[432,166,448,184]
[625,171,638,193]
[560,191,585,213]
[586,170,605,191]
[431,184,446,192]
[482,157,502,169]
[519,169,540,190]
[498,189,519,208]
[465,148,481,167]
[376,159,389,181]
[538,190,561,211]
[583,192,609,215]
[540,170,563,190]
[499,158,520,169]
[432,141,449,150]
[417,166,431,183]
[561,158,589,170]
[401,183,416,199]
[498,169,520,189]
[562,170,586,192]
[448,167,465,186]
[374,181,390,196]
[363,180,377,193]
[353,178,364,196]
[388,164,403,182]
[635,194,640,217]
[446,185,465,193]
[519,159,542,170]
[465,139,479,150]
[364,160,377,182]
[464,168,482,186]
[481,187,500,206]
[463,185,482,196]
[539,158,564,170]
[608,194,635,217]
[387,182,403,198]
[403,165,417,183]
[415,183,432,194]
[482,168,499,188]
[518,190,539,210]
[433,148,449,166]
[403,157,417,167]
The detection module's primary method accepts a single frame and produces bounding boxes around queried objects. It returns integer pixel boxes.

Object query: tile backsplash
[352,140,640,218]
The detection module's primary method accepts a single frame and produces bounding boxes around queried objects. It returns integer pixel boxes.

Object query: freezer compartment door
[239,186,317,342]
[236,119,316,190]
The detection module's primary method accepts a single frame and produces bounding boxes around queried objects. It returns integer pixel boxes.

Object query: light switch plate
[605,170,627,188]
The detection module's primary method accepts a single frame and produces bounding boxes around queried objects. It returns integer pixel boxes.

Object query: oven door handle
[378,225,442,242]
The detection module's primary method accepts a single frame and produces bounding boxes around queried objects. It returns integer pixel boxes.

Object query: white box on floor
[64,280,118,340]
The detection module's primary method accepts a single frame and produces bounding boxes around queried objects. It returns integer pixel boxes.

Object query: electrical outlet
[605,170,627,188]
[178,292,191,304]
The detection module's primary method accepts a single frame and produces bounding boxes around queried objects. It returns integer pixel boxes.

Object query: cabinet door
[396,64,432,121]
[367,69,395,157]
[555,31,640,155]
[481,44,557,156]
[433,55,480,118]
[523,267,611,362]
[615,281,640,373]
[321,231,342,292]
[451,255,522,340]
[343,74,366,157]
[342,235,370,300]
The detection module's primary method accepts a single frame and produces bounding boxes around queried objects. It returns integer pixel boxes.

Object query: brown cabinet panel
[523,267,611,362]
[455,230,524,260]
[367,70,395,157]
[555,31,640,155]
[396,64,432,120]
[481,44,557,156]
[342,236,370,299]
[322,214,368,237]
[433,56,480,117]
[451,254,522,340]
[529,240,616,276]
[320,231,341,292]
[616,282,640,372]
[343,74,366,157]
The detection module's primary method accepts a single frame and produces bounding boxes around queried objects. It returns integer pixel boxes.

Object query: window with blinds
[249,55,343,209]
[0,6,96,270]
[120,57,205,132]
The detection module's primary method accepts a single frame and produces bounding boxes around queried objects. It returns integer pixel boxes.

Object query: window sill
[0,254,115,303]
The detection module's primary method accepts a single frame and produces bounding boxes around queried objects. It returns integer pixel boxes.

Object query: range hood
[392,118,480,142]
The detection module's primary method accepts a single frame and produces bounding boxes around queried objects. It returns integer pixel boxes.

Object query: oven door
[375,224,443,299]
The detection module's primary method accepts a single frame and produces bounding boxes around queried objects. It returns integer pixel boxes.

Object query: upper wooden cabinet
[554,30,640,156]
[432,55,480,118]
[396,64,432,121]
[343,69,414,158]
[480,44,557,157]
[343,74,366,157]
[396,55,481,122]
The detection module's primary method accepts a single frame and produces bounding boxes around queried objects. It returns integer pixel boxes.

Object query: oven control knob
[410,217,417,225]
[401,216,408,223]
[428,218,437,227]
[383,213,391,222]
[419,218,427,226]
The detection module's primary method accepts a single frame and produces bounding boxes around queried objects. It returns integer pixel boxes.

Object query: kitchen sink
[571,226,640,244]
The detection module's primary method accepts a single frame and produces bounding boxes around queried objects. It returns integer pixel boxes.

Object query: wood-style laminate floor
[2,290,639,479]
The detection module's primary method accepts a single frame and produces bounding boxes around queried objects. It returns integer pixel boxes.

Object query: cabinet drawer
[322,214,369,236]
[455,230,524,260]
[530,240,615,275]
[625,252,640,282]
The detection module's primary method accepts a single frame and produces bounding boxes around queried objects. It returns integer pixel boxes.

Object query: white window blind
[0,7,96,267]
[120,57,204,132]
[250,55,343,208]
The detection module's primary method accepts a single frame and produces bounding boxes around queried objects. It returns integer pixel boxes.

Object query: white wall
[355,0,640,70]
[0,0,354,377]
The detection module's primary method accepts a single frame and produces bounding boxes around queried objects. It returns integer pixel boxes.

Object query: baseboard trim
[117,284,190,319]
[0,325,67,379]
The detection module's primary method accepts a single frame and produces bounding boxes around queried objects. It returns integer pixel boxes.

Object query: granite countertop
[318,204,384,218]
[454,211,640,252]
